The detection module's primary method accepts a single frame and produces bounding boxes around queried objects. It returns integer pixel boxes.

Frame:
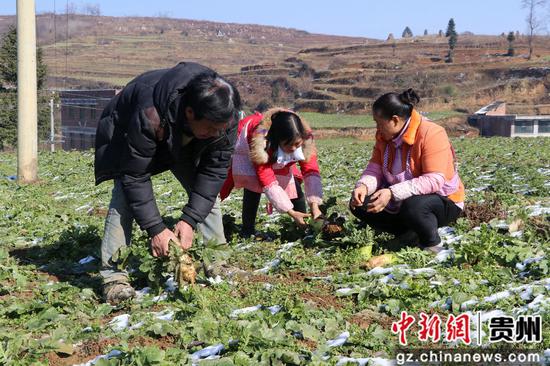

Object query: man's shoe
[202,261,247,280]
[421,243,445,254]
[103,281,136,305]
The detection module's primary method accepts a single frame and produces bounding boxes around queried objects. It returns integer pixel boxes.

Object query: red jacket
[220,110,323,212]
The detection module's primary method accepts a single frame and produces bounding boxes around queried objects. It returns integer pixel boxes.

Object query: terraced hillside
[0,14,369,88]
[1,14,549,119]
[228,35,550,115]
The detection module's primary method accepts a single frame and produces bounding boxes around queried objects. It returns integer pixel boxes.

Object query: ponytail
[373,88,421,120]
[398,88,420,108]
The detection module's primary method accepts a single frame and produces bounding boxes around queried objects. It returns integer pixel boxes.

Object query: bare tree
[83,3,101,16]
[522,0,547,60]
[65,2,77,15]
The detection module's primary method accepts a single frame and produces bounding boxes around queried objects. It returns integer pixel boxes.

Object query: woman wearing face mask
[221,108,323,237]
[350,89,464,255]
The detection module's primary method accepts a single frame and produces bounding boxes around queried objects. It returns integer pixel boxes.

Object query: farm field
[301,111,467,130]
[299,113,374,130]
[0,137,549,365]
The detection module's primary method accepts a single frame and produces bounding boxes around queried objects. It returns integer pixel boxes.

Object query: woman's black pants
[241,180,307,236]
[349,194,462,247]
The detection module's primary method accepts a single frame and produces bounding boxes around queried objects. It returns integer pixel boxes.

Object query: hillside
[230,35,550,115]
[1,14,550,116]
[0,14,371,87]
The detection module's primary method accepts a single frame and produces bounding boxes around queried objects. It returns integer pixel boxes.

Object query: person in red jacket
[221,108,323,237]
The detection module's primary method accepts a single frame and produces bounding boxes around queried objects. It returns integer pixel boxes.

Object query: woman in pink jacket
[221,108,323,237]
[350,89,464,253]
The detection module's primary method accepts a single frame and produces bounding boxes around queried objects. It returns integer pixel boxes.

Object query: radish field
[0,137,548,365]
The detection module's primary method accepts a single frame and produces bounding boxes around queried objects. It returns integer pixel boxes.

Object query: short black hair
[267,111,310,149]
[182,71,242,124]
[372,88,421,120]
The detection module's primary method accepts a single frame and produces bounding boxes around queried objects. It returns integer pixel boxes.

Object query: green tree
[0,25,47,89]
[445,18,456,37]
[446,18,458,63]
[507,31,516,56]
[402,26,413,38]
[0,26,17,89]
[0,25,49,149]
[0,92,17,150]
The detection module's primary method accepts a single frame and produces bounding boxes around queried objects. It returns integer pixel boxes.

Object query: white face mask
[276,146,305,166]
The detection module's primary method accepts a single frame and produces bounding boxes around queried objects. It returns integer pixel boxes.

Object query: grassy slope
[302,110,467,129]
[300,112,375,129]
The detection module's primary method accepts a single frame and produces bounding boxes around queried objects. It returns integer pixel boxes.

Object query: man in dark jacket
[95,62,241,304]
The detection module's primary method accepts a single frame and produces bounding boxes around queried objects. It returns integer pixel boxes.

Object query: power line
[54,91,114,100]
[58,103,105,111]
[0,99,106,111]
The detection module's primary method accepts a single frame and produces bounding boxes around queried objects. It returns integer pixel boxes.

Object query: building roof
[474,101,506,115]
[515,115,550,120]
[61,98,101,105]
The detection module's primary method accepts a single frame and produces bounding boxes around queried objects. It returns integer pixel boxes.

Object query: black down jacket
[95,62,238,236]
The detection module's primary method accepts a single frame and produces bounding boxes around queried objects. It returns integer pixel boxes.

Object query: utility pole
[17,0,38,183]
[50,97,55,152]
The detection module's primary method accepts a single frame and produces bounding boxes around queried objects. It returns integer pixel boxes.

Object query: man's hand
[288,209,311,229]
[310,202,322,220]
[150,229,180,257]
[351,185,368,207]
[366,188,392,213]
[174,220,194,250]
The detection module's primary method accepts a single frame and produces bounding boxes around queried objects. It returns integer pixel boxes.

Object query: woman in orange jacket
[221,108,323,237]
[350,89,464,253]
